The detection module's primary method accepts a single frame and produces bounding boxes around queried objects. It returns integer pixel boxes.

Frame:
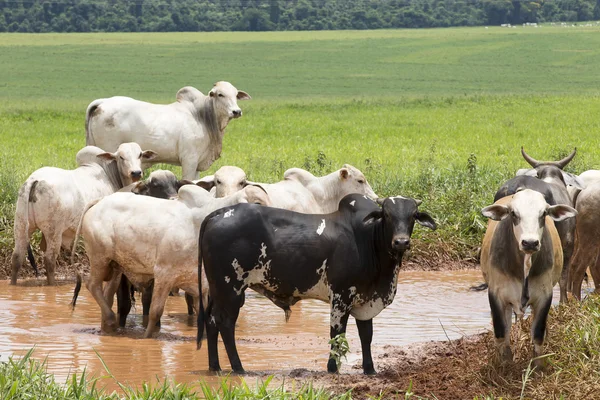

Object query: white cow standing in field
[85,81,251,180]
[72,184,271,338]
[11,144,156,285]
[199,164,378,213]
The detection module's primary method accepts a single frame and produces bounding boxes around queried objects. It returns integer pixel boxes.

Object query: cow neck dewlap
[196,96,224,170]
[523,253,532,279]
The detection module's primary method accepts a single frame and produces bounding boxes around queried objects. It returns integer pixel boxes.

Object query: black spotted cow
[197,194,437,374]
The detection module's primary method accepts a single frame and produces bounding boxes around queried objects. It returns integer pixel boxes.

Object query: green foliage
[1,0,600,33]
[328,333,350,371]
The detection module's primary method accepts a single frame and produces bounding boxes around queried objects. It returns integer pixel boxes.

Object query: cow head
[97,142,157,186]
[209,81,251,121]
[482,189,576,256]
[131,170,192,199]
[338,164,378,200]
[518,147,585,190]
[365,196,436,256]
[196,166,248,197]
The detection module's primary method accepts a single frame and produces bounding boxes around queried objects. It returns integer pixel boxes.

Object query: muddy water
[0,270,562,390]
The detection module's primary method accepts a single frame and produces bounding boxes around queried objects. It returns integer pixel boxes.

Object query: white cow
[85,81,251,180]
[11,143,156,285]
[201,164,377,213]
[74,184,270,338]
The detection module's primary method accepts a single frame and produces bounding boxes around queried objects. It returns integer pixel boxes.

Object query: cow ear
[416,212,437,230]
[236,91,251,100]
[363,210,383,224]
[561,172,585,190]
[196,175,215,191]
[177,179,194,189]
[97,152,116,161]
[131,181,148,195]
[141,150,157,160]
[414,199,422,206]
[482,204,510,221]
[516,168,537,177]
[176,86,203,103]
[547,204,577,222]
[340,168,349,180]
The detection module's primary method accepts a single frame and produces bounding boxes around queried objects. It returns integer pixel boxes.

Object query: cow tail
[12,179,38,281]
[70,273,82,310]
[70,198,101,266]
[197,216,211,350]
[85,99,102,146]
[469,282,488,291]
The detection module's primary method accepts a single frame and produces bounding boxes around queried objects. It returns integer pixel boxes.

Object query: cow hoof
[231,368,246,375]
[209,365,222,372]
[101,321,118,334]
[326,360,339,374]
[363,366,376,375]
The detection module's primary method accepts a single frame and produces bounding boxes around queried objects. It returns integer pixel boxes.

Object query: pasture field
[1,26,600,398]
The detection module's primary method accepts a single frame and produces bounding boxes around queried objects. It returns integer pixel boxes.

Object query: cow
[567,170,600,205]
[567,181,600,299]
[72,184,270,338]
[111,169,196,326]
[85,81,251,180]
[196,194,437,374]
[198,164,377,213]
[11,143,156,285]
[493,148,583,303]
[480,190,576,368]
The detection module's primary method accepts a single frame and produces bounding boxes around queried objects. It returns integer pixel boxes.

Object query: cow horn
[376,198,385,205]
[521,147,540,167]
[554,148,577,169]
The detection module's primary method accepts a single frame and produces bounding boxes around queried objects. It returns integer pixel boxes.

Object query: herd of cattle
[7,80,600,374]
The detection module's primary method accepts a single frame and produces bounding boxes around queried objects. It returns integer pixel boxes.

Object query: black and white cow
[196,194,437,374]
[493,147,583,302]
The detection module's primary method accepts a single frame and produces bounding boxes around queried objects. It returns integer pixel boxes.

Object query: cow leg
[489,290,512,362]
[559,251,572,303]
[215,296,245,373]
[356,318,375,375]
[103,271,121,309]
[181,159,200,181]
[205,301,221,372]
[530,292,552,370]
[142,280,160,328]
[327,305,350,373]
[116,274,132,328]
[143,279,171,338]
[570,240,596,300]
[86,262,118,333]
[590,252,600,293]
[185,292,195,315]
[42,233,61,286]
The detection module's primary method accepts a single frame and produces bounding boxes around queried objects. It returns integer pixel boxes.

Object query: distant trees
[0,0,599,33]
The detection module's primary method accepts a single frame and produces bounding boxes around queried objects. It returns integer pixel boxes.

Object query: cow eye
[119,156,125,160]
[216,179,222,184]
[358,179,364,184]
[218,93,224,98]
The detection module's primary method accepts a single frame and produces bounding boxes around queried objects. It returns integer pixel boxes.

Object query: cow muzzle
[392,237,411,251]
[130,170,142,182]
[520,239,540,254]
[231,109,242,118]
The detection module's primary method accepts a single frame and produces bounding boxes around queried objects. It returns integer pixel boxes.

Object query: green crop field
[1,26,600,266]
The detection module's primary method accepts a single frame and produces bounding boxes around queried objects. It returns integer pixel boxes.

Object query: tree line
[1,0,599,33]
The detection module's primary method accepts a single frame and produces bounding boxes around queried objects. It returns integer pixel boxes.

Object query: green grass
[1,26,600,262]
[0,349,355,399]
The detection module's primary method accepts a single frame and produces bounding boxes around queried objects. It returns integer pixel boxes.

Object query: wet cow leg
[216,296,245,373]
[116,274,132,327]
[143,278,171,338]
[489,290,512,361]
[327,306,350,373]
[185,292,195,315]
[206,301,221,372]
[530,293,552,370]
[142,280,160,328]
[356,318,375,375]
